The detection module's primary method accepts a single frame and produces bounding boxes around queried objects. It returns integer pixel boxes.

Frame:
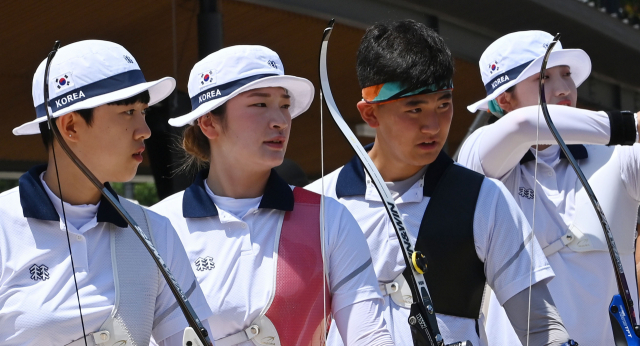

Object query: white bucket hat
[14,40,176,136]
[168,45,314,127]
[467,30,591,113]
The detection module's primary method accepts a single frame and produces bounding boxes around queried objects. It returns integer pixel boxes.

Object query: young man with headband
[458,30,640,345]
[0,40,213,345]
[307,20,575,346]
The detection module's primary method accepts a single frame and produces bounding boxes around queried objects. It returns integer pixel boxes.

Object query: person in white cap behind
[458,30,640,345]
[149,45,394,346]
[0,40,213,345]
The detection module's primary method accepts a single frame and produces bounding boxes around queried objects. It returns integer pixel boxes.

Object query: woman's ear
[198,113,221,140]
[495,92,516,113]
[357,101,380,128]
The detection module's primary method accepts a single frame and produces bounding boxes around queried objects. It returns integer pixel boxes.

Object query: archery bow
[536,34,640,345]
[42,41,213,346]
[318,20,470,346]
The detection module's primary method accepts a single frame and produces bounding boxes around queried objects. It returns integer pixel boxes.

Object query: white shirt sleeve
[324,197,391,341]
[325,197,382,312]
[618,144,640,202]
[333,298,394,346]
[147,211,213,343]
[473,178,554,304]
[458,105,611,178]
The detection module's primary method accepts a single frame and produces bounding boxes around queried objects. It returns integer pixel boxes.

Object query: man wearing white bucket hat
[307,21,575,346]
[458,30,640,345]
[150,45,394,346]
[0,40,214,345]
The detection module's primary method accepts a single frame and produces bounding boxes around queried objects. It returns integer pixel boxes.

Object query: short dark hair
[356,20,454,91]
[39,90,151,150]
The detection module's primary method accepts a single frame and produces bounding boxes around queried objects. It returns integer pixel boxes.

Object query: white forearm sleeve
[503,282,570,346]
[334,298,395,346]
[476,105,611,178]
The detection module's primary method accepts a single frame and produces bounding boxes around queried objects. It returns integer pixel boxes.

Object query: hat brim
[467,49,591,113]
[13,76,176,135]
[168,75,314,127]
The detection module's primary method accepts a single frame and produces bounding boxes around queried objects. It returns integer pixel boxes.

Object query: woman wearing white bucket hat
[149,45,394,346]
[0,40,214,345]
[458,31,640,345]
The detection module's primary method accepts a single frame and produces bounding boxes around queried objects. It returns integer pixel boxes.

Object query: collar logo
[194,256,215,271]
[123,55,134,64]
[267,60,278,69]
[518,187,535,199]
[488,61,499,74]
[54,72,73,91]
[30,264,49,281]
[543,42,550,49]
[199,70,215,90]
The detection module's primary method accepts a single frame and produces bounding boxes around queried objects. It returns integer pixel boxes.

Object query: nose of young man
[136,118,152,141]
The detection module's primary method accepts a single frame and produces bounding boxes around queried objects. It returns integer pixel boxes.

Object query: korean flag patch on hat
[14,40,176,136]
[467,30,591,113]
[168,45,314,127]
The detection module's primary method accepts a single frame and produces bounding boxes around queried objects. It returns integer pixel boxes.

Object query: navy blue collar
[19,164,127,227]
[519,144,588,164]
[182,169,294,218]
[335,144,454,198]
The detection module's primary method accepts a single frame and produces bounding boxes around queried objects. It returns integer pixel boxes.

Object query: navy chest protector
[409,158,486,319]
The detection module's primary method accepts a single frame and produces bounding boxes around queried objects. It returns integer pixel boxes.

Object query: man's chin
[410,152,441,168]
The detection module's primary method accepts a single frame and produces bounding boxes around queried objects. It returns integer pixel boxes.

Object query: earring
[68,134,71,137]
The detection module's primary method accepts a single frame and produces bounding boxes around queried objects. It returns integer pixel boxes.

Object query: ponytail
[179,103,227,172]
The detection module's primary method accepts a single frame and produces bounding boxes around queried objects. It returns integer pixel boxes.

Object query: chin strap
[534,34,639,345]
[42,41,213,346]
[318,20,471,346]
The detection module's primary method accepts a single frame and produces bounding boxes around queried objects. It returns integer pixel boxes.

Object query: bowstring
[44,43,89,346]
[526,87,542,346]
[526,48,549,346]
[320,90,329,344]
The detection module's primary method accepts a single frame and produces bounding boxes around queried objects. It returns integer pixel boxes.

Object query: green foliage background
[110,182,159,206]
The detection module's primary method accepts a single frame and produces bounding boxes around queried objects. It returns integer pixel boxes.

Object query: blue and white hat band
[168,45,314,127]
[35,70,146,118]
[14,40,175,136]
[483,60,532,95]
[467,30,592,113]
[189,73,278,110]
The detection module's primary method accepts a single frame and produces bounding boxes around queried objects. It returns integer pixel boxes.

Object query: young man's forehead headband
[362,80,454,105]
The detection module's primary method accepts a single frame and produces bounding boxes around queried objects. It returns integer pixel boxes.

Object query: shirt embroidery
[194,257,215,271]
[29,264,49,281]
[519,187,535,200]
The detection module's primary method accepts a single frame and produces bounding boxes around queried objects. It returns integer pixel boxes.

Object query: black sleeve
[607,110,637,146]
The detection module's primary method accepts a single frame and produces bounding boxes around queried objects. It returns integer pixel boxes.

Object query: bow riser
[610,294,640,345]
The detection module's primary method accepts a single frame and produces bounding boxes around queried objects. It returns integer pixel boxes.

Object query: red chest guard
[215,188,331,346]
[264,187,331,346]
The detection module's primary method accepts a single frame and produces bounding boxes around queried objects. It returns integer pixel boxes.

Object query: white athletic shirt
[0,165,212,346]
[458,105,640,345]
[306,151,553,346]
[150,170,393,346]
